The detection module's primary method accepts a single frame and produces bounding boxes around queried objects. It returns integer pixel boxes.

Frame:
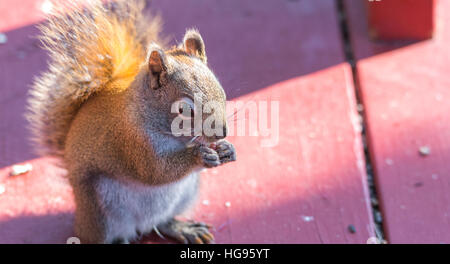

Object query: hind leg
[71,174,138,244]
[71,176,107,244]
[156,218,215,244]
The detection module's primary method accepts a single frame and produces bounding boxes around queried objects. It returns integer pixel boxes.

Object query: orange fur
[27,0,162,156]
[86,16,145,94]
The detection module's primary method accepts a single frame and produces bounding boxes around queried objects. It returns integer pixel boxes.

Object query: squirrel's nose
[214,127,227,140]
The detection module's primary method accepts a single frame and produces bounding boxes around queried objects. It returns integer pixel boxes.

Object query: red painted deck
[6,0,449,244]
[148,0,374,244]
[346,0,450,243]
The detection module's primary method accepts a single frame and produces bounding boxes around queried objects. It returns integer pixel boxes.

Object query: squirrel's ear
[183,29,207,63]
[148,44,167,74]
[147,44,167,89]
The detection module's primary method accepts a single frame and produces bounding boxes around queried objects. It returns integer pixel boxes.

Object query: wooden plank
[0,0,45,32]
[149,0,347,98]
[0,24,45,168]
[346,0,450,243]
[182,64,375,243]
[0,0,375,243]
[367,0,436,40]
[0,158,74,243]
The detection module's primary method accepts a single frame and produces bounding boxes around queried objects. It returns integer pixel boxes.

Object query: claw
[153,226,167,240]
[190,221,213,228]
[156,219,215,244]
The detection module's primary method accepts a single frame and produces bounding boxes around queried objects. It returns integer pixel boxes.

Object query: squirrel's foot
[216,140,236,164]
[198,146,221,168]
[156,219,215,244]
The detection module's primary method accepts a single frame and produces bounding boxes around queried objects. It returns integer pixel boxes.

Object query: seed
[385,158,394,165]
[356,104,364,112]
[371,197,379,207]
[301,215,314,222]
[419,146,431,156]
[374,211,383,223]
[0,33,7,44]
[348,224,356,234]
[10,163,33,176]
[41,0,53,14]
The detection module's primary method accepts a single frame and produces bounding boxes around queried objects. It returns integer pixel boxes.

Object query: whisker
[226,95,259,120]
[195,136,207,146]
[229,117,247,123]
[185,135,200,148]
[227,100,251,120]
[190,135,199,143]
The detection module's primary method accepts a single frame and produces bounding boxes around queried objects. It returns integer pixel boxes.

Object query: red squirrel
[27,0,236,244]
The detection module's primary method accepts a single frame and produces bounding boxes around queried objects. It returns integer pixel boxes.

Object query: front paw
[216,140,236,164]
[198,146,221,168]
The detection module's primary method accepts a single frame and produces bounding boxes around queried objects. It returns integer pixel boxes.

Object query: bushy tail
[27,0,162,157]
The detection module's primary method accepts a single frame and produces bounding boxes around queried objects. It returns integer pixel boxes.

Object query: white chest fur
[96,172,199,243]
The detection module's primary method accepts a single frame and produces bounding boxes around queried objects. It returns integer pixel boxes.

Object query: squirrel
[26,0,236,244]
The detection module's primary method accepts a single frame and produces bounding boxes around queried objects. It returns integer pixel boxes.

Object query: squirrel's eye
[178,102,193,116]
[174,97,194,119]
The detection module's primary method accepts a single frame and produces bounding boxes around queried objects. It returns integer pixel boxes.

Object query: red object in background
[367,0,436,40]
